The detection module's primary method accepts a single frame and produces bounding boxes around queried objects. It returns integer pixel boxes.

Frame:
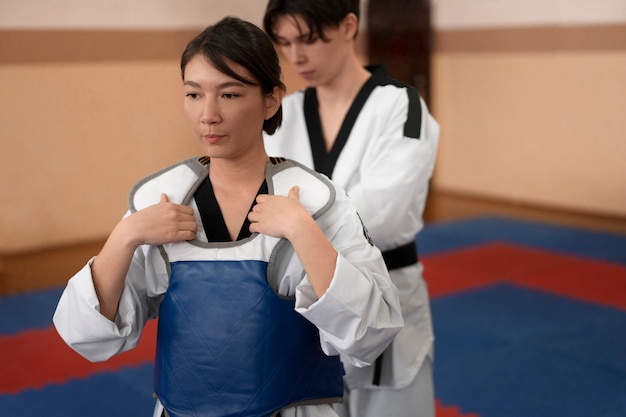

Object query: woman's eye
[185,92,198,99]
[222,93,239,99]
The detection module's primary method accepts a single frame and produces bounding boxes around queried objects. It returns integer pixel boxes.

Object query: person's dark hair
[181,16,286,135]
[263,0,360,43]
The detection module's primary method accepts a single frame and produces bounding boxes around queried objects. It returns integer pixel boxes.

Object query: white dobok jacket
[53,157,404,417]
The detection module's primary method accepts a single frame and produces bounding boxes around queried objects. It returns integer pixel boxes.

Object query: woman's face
[182,54,280,161]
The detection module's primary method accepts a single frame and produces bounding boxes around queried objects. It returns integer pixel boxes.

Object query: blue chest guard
[129,157,344,417]
[155,259,343,417]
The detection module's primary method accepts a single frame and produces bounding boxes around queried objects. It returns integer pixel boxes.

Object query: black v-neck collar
[303,66,385,178]
[194,178,269,242]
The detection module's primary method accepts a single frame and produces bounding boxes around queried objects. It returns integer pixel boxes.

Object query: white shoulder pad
[268,159,335,220]
[128,157,208,213]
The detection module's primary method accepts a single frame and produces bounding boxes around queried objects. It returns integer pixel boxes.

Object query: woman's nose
[200,100,220,124]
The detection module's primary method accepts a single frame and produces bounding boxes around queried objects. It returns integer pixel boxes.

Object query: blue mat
[0,365,155,416]
[417,215,626,264]
[432,283,626,417]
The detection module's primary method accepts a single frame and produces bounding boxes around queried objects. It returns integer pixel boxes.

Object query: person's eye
[222,93,240,99]
[185,92,199,99]
[304,35,319,45]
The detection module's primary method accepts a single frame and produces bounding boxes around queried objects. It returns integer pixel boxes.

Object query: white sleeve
[52,247,160,362]
[293,186,404,367]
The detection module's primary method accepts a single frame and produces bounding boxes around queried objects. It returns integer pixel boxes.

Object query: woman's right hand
[91,193,196,321]
[122,193,197,247]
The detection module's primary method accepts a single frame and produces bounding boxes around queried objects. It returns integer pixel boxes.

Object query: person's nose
[284,43,305,66]
[200,98,221,124]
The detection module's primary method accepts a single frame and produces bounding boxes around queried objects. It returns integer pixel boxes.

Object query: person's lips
[204,134,224,143]
[299,70,315,80]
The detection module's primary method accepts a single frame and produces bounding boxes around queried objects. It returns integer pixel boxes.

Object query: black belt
[381,241,418,271]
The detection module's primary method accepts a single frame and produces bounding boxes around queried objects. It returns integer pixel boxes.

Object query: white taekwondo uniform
[264,66,440,417]
[53,157,403,417]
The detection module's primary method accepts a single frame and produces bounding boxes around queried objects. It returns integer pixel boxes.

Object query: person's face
[272,14,352,87]
[182,54,281,160]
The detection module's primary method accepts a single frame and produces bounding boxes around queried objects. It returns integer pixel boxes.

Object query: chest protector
[129,157,343,417]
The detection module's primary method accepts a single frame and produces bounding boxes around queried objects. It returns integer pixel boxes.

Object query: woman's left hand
[248,186,308,239]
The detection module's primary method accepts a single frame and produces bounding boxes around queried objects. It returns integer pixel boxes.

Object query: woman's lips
[204,134,224,143]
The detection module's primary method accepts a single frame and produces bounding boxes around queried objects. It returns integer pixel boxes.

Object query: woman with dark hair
[53,16,403,417]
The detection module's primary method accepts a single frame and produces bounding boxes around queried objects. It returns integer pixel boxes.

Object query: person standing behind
[263,1,440,416]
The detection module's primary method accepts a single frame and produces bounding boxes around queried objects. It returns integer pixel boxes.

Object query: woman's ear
[265,86,285,120]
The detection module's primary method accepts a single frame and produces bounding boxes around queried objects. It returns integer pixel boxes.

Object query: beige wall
[0,33,305,253]
[0,1,305,253]
[1,0,625,253]
[431,29,626,217]
[0,59,195,251]
[429,0,626,217]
